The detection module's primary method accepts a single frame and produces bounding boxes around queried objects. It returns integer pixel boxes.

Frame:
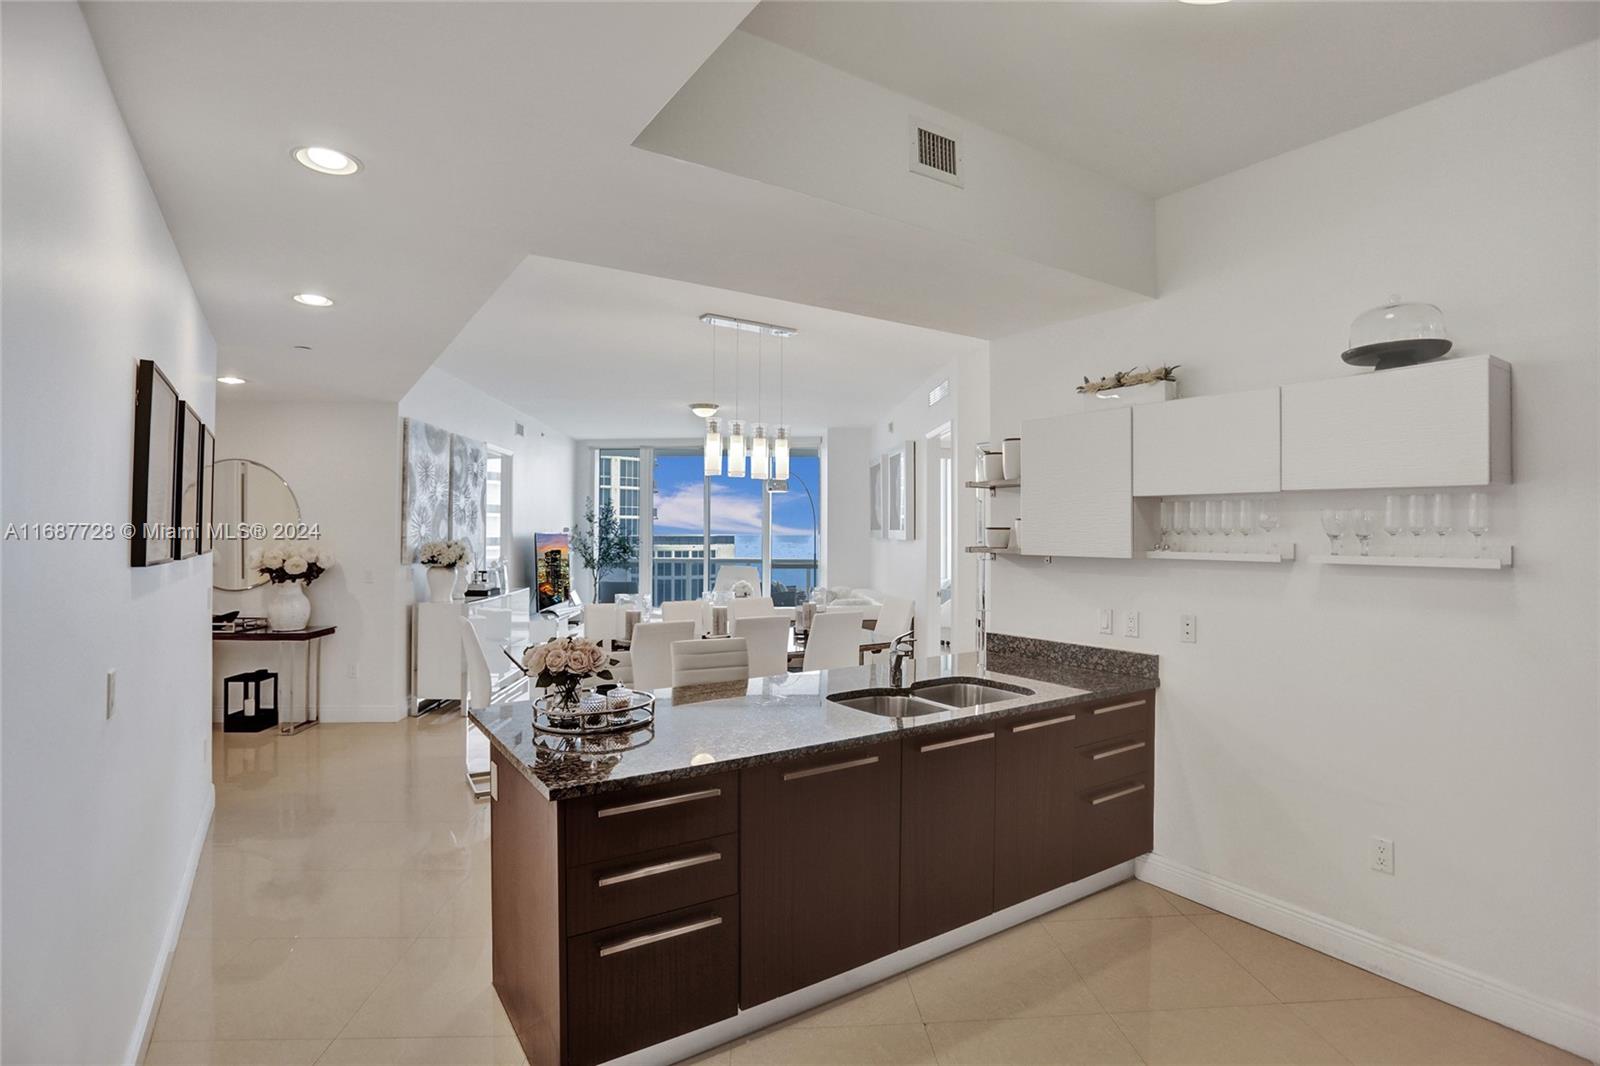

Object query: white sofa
[814,586,885,624]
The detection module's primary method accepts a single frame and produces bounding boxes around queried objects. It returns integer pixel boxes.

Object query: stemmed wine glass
[1467,492,1490,558]
[1320,509,1347,555]
[1158,500,1174,552]
[1351,510,1377,556]
[1187,500,1204,551]
[1432,493,1453,558]
[1407,494,1429,555]
[1383,495,1404,556]
[1236,499,1254,553]
[1257,501,1280,554]
[1203,499,1219,553]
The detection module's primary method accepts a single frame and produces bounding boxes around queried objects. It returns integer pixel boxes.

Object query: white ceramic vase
[426,565,457,603]
[267,581,311,631]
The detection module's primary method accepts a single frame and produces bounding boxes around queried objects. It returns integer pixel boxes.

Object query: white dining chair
[872,596,915,643]
[730,596,776,623]
[733,614,789,678]
[628,620,695,692]
[803,610,864,672]
[584,603,622,649]
[671,637,749,686]
[713,565,761,593]
[459,617,495,712]
[661,599,707,637]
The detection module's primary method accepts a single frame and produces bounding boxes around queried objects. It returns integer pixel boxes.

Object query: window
[591,445,819,605]
[484,451,507,566]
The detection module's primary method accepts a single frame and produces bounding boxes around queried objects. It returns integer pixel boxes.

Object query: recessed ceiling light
[217,375,248,385]
[1178,0,1231,5]
[293,145,361,176]
[292,293,333,307]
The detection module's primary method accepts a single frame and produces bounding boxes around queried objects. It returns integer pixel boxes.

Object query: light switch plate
[1123,611,1140,638]
[1097,608,1114,635]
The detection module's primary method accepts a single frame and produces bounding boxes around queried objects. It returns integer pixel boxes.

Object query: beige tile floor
[146,717,1588,1066]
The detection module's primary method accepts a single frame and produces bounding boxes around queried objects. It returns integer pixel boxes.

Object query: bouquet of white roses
[250,540,334,584]
[729,579,755,598]
[417,539,469,568]
[520,636,617,708]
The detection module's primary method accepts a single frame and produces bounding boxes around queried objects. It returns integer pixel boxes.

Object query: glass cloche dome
[1342,296,1452,370]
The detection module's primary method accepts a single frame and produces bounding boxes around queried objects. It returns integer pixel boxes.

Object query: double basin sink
[828,678,1035,718]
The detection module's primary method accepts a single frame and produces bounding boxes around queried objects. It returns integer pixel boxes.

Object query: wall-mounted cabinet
[1281,356,1510,490]
[1133,387,1281,497]
[1021,408,1155,559]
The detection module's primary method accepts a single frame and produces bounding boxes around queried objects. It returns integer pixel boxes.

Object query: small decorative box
[607,687,635,710]
[580,692,607,714]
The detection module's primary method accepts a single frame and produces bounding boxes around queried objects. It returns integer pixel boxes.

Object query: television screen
[533,532,572,611]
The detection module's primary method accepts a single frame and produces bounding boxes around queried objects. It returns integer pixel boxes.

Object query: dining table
[609,612,889,669]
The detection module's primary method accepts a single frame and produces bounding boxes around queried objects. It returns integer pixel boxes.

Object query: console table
[212,625,335,735]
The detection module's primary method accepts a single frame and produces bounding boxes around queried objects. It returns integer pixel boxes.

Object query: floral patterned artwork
[450,433,487,566]
[402,419,451,562]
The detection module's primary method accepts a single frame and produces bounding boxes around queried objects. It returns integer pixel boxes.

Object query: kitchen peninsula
[471,639,1159,1066]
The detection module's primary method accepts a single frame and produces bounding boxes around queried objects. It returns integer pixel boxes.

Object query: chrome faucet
[888,630,917,689]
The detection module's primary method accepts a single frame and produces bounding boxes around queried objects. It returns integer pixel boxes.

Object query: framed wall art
[176,401,203,560]
[885,441,916,541]
[130,359,179,567]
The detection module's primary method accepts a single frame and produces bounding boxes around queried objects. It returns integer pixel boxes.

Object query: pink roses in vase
[520,636,617,713]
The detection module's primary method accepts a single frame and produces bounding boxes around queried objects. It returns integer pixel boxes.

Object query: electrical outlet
[1370,836,1395,875]
[346,664,359,680]
[1097,608,1114,635]
[1180,613,1197,643]
[105,669,116,720]
[1123,610,1140,638]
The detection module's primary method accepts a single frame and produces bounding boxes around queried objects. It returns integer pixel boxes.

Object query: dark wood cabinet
[900,728,997,947]
[1074,773,1153,879]
[741,741,901,1006]
[995,708,1079,909]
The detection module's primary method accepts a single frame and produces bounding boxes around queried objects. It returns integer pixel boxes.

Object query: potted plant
[519,635,618,723]
[417,538,470,602]
[570,497,637,602]
[250,540,335,631]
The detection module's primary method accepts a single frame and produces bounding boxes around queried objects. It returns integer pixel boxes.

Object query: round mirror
[212,459,302,591]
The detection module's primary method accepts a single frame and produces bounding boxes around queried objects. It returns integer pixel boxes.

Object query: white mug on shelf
[979,450,1004,482]
[1001,438,1022,481]
[985,527,1012,550]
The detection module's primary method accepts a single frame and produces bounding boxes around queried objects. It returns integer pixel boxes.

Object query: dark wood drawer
[566,895,739,1066]
[562,772,738,867]
[566,833,737,936]
[1074,773,1153,880]
[1073,693,1153,747]
[1074,732,1152,793]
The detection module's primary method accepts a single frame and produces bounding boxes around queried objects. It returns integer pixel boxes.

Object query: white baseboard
[608,862,1137,1065]
[318,703,409,724]
[125,783,215,1066]
[1135,853,1600,1063]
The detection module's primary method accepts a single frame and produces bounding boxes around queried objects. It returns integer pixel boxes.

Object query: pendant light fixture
[750,332,769,481]
[701,321,722,475]
[773,334,790,481]
[726,326,746,477]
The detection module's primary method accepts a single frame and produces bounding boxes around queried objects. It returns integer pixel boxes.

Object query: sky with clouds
[653,453,819,546]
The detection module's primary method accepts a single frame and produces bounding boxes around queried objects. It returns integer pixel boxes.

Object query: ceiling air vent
[909,118,962,187]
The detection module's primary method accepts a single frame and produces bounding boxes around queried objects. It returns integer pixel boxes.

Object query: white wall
[989,44,1598,1054]
[214,398,407,723]
[638,30,1156,299]
[821,426,872,589]
[1,6,218,1061]
[399,366,576,595]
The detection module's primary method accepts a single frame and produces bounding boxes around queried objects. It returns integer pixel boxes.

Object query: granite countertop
[470,649,1158,801]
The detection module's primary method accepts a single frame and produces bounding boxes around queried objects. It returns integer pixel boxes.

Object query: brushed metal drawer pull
[595,850,722,888]
[920,732,995,753]
[1090,782,1147,806]
[598,915,723,957]
[784,755,880,781]
[1092,699,1146,716]
[1012,713,1076,733]
[597,788,722,818]
[1091,740,1147,761]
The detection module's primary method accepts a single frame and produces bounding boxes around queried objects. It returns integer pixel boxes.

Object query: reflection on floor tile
[152,719,1581,1066]
[1190,913,1415,1003]
[1113,1003,1347,1064]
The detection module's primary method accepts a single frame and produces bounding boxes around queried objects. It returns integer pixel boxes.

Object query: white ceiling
[740,1,1600,197]
[435,256,981,440]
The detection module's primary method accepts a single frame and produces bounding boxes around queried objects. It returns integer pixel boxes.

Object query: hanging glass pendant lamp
[726,328,746,477]
[699,321,723,475]
[750,332,768,481]
[772,336,790,480]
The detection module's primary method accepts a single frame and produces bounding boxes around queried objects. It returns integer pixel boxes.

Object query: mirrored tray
[532,691,655,736]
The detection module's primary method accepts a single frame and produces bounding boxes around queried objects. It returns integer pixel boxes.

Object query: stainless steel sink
[829,693,942,718]
[910,680,1033,708]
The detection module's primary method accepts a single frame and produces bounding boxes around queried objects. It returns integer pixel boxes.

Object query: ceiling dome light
[293,146,361,176]
[292,293,333,307]
[217,375,248,385]
[689,401,720,419]
[1178,0,1231,5]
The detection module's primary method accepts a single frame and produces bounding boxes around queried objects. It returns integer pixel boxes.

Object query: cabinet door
[741,742,901,1007]
[995,708,1078,910]
[1133,388,1281,497]
[1281,356,1510,490]
[1021,408,1141,558]
[1074,775,1153,880]
[900,730,996,947]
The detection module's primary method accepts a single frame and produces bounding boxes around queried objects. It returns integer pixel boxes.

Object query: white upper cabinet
[1281,356,1511,490]
[1133,388,1281,497]
[1022,407,1152,558]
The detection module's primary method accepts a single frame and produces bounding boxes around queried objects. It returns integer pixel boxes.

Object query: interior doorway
[925,424,955,649]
